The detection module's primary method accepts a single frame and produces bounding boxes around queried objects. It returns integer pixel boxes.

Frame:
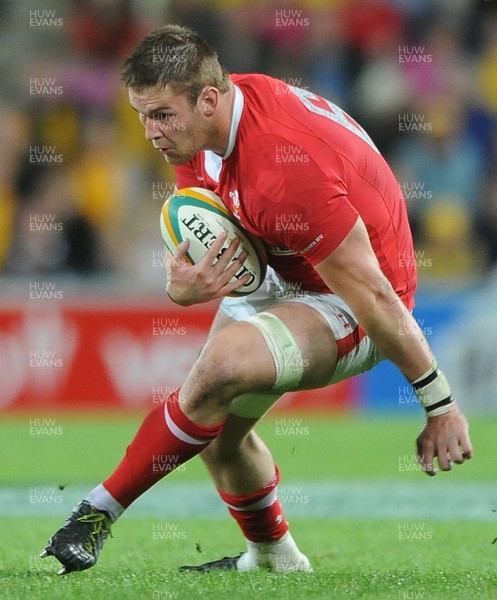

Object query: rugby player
[41,25,472,574]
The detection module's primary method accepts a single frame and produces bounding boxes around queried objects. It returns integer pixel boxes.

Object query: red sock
[104,389,224,508]
[218,466,288,542]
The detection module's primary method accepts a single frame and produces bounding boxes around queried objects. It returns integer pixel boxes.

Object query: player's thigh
[191,302,337,395]
[207,308,235,339]
[182,318,278,413]
[208,266,285,339]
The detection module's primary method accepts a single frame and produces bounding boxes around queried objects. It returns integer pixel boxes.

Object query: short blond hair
[122,24,230,106]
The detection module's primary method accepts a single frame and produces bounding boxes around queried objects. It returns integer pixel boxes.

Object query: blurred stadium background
[0,0,496,414]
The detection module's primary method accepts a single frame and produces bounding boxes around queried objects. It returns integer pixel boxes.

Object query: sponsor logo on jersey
[300,234,324,253]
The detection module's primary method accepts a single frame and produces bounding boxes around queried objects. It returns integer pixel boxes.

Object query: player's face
[129,85,212,165]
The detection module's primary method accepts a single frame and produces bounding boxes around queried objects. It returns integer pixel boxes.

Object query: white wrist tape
[411,362,455,417]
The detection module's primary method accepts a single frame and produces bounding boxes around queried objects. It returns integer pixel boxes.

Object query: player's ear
[198,86,218,117]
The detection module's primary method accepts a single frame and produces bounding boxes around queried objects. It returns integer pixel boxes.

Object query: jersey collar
[222,84,244,160]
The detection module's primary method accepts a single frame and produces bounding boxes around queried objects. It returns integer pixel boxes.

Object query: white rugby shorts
[220,267,385,384]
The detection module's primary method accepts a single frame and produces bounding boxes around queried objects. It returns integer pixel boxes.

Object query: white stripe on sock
[164,402,206,446]
[226,488,278,512]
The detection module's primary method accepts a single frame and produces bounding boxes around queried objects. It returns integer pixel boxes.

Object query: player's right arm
[313,216,473,476]
[317,217,431,379]
[165,233,249,306]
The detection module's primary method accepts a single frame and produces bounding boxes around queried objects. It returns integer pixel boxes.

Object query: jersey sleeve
[244,134,358,265]
[174,161,200,189]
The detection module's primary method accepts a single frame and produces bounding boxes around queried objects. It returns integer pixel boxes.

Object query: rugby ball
[160,187,267,296]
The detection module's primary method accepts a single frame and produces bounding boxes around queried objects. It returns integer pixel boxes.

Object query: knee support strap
[227,313,304,419]
[245,311,305,391]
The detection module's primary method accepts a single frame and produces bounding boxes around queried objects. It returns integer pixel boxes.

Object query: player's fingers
[163,248,173,274]
[421,461,437,476]
[436,442,452,471]
[173,240,191,262]
[212,237,242,272]
[460,434,473,461]
[166,242,191,274]
[201,231,228,267]
[448,438,464,465]
[218,251,248,285]
[417,436,436,476]
[218,273,251,296]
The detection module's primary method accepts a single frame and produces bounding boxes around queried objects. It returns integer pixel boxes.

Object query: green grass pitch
[1,412,496,599]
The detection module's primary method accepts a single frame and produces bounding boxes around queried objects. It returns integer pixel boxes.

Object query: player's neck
[205,85,235,158]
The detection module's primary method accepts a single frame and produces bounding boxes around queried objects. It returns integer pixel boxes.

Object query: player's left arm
[314,216,473,476]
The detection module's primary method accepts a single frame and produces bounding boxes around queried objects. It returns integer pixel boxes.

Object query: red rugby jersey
[175,73,416,309]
